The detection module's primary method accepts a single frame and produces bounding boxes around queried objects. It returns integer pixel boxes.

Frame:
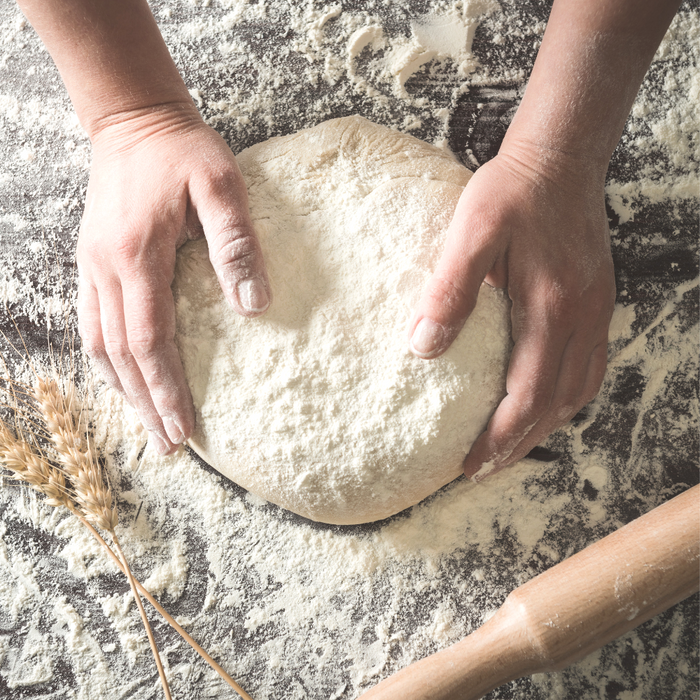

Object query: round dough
[173,116,511,525]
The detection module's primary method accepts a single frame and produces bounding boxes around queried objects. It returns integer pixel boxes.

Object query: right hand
[77,103,270,455]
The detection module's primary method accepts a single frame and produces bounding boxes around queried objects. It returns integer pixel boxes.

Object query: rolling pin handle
[361,485,699,700]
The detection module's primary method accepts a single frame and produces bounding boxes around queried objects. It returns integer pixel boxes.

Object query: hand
[408,143,615,479]
[77,104,270,455]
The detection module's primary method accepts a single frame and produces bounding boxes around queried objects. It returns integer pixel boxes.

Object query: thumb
[192,168,271,317]
[408,205,499,359]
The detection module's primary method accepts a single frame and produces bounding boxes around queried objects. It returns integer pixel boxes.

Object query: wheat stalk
[75,515,254,700]
[27,375,172,700]
[1,322,252,699]
[112,532,173,700]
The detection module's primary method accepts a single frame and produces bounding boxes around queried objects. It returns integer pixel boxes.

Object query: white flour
[0,1,697,699]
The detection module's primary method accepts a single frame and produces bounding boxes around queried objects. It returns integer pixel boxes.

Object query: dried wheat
[32,375,118,532]
[2,365,251,699]
[31,374,172,700]
[0,418,72,510]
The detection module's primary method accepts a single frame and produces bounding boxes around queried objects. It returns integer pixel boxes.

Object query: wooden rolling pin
[362,484,699,700]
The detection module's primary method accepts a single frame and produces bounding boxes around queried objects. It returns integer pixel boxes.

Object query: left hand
[407,141,616,479]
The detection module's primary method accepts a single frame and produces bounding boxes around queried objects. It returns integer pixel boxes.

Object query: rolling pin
[362,484,699,700]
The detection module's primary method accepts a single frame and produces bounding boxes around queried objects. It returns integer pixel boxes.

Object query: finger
[77,270,125,394]
[408,197,502,359]
[191,165,271,317]
[529,335,609,448]
[580,339,608,405]
[116,228,196,445]
[463,305,570,479]
[120,266,195,449]
[482,331,608,472]
[97,276,176,456]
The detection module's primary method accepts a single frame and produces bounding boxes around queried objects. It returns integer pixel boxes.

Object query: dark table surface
[0,1,697,699]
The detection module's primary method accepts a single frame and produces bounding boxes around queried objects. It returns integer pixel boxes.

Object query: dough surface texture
[173,116,511,525]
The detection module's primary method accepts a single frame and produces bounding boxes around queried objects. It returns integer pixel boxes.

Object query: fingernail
[149,432,170,456]
[237,278,270,313]
[162,416,185,445]
[470,460,498,483]
[410,318,444,358]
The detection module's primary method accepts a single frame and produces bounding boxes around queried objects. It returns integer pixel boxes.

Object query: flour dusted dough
[173,116,511,525]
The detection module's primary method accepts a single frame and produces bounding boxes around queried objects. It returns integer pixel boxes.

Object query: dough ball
[173,116,511,525]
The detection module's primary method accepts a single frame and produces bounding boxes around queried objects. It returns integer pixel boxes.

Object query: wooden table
[0,2,697,698]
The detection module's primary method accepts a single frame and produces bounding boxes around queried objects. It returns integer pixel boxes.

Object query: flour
[174,116,511,524]
[0,0,697,698]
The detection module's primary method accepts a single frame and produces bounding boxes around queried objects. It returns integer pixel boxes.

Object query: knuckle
[518,391,552,422]
[77,236,106,267]
[540,284,579,320]
[426,275,473,318]
[542,271,616,324]
[212,230,260,267]
[127,330,165,363]
[195,166,246,211]
[81,231,145,278]
[112,232,145,267]
[207,167,240,196]
[80,333,106,360]
[103,337,132,368]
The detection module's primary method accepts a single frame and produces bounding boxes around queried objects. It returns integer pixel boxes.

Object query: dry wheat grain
[32,375,118,532]
[0,418,72,510]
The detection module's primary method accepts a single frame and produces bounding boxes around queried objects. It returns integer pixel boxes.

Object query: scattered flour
[0,0,697,698]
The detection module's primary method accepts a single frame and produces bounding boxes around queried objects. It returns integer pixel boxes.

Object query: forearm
[16,0,194,139]
[502,0,682,170]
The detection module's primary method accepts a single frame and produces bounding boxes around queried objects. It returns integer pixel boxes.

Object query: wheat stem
[112,533,173,700]
[77,516,253,700]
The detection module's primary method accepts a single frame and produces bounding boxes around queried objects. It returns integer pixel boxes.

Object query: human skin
[17,0,681,468]
[407,0,682,479]
[17,0,272,455]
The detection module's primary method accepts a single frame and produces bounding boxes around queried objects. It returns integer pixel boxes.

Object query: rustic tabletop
[0,1,697,699]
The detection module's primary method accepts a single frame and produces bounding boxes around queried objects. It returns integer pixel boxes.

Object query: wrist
[501,0,682,175]
[497,132,609,194]
[18,0,195,142]
[501,70,623,172]
[80,77,196,142]
[87,99,203,148]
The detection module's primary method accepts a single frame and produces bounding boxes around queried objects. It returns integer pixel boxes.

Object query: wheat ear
[0,418,73,510]
[0,416,251,700]
[31,376,118,530]
[31,375,172,700]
